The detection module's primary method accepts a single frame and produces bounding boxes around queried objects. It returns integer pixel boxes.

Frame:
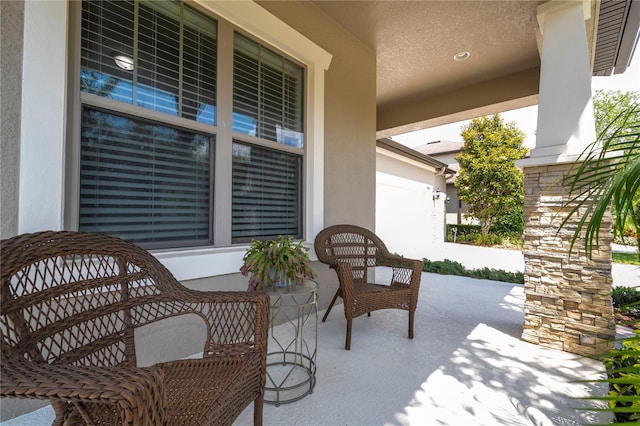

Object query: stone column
[519,0,615,356]
[521,164,615,356]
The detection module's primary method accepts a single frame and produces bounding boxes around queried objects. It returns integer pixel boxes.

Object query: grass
[613,252,640,265]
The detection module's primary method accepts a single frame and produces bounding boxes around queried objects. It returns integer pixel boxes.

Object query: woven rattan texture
[1,231,269,425]
[314,224,423,350]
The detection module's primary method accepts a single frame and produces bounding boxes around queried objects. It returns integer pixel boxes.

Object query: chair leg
[254,395,263,426]
[345,319,352,350]
[322,289,340,322]
[408,310,415,339]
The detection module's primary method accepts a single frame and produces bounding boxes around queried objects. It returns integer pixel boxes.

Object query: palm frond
[561,103,640,258]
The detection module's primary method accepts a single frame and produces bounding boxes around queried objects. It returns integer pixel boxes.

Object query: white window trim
[20,0,331,282]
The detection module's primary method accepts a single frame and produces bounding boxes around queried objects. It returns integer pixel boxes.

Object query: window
[232,142,301,243]
[80,108,211,244]
[233,33,304,147]
[78,0,305,247]
[231,32,305,242]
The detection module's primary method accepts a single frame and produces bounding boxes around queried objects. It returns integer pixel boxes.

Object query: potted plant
[240,235,315,291]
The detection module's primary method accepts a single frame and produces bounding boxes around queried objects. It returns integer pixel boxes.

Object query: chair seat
[162,355,264,425]
[351,281,412,315]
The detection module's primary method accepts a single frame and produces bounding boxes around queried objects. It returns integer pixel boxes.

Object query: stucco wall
[1,0,23,239]
[258,1,377,231]
[375,151,447,259]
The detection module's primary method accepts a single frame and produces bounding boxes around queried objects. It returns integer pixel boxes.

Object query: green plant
[240,235,315,291]
[601,332,640,423]
[472,233,503,247]
[446,224,482,242]
[562,102,640,261]
[612,287,640,310]
[489,204,524,238]
[421,258,524,284]
[561,100,640,423]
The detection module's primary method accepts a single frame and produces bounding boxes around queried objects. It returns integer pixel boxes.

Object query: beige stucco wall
[1,0,23,240]
[258,1,377,231]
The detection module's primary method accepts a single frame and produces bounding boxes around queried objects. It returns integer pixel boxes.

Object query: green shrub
[472,233,502,246]
[612,287,640,309]
[467,267,524,284]
[421,258,524,284]
[422,258,467,275]
[446,224,481,242]
[602,332,640,423]
[489,204,524,238]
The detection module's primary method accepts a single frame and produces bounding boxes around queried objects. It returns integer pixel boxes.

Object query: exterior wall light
[433,188,441,200]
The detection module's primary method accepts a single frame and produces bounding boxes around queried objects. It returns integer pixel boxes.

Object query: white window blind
[233,33,304,148]
[81,0,217,124]
[80,108,211,245]
[232,142,302,243]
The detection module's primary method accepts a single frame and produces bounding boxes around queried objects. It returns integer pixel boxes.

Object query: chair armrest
[1,356,167,425]
[375,253,423,287]
[138,289,270,358]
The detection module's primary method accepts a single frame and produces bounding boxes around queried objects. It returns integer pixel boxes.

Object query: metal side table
[265,280,317,406]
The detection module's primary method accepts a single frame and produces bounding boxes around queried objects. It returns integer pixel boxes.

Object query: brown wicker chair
[314,224,423,350]
[1,231,269,426]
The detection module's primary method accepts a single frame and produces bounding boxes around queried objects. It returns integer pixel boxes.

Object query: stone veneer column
[521,164,615,356]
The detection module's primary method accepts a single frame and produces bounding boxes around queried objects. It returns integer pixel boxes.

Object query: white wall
[375,148,447,259]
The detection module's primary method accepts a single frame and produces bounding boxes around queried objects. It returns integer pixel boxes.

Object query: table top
[267,279,317,295]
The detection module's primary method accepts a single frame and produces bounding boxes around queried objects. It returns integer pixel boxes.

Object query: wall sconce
[433,188,441,200]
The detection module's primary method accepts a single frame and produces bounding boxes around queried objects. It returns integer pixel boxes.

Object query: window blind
[79,108,211,245]
[81,0,217,125]
[233,33,304,148]
[232,142,301,242]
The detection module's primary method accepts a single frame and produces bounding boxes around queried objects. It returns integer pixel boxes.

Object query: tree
[456,114,528,234]
[593,90,640,136]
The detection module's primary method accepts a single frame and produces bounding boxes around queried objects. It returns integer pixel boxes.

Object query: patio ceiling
[306,0,640,137]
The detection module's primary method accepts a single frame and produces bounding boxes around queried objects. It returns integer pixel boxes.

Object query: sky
[392,53,640,149]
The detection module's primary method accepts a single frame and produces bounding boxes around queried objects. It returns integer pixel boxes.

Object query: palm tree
[562,103,640,260]
[563,102,640,424]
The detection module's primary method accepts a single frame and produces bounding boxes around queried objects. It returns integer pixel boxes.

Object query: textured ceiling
[311,1,543,108]
[303,0,635,135]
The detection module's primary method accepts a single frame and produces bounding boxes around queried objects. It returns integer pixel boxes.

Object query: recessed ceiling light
[453,51,470,61]
[113,54,134,71]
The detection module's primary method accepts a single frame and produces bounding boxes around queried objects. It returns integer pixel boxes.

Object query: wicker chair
[314,224,423,350]
[1,231,269,426]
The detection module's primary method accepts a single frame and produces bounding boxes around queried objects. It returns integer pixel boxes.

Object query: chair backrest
[314,224,391,282]
[1,231,178,368]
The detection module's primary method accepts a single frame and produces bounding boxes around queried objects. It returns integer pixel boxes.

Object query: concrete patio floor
[3,270,613,426]
[235,271,612,426]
